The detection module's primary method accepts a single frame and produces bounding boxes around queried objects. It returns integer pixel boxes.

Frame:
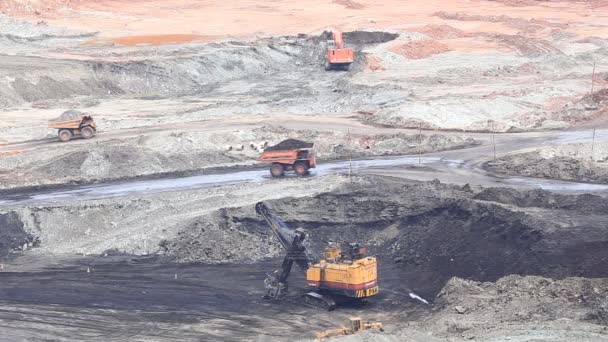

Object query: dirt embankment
[484,140,608,183]
[0,175,348,258]
[4,175,608,283]
[0,36,319,109]
[325,275,608,342]
[429,275,608,336]
[0,212,38,257]
[0,126,477,190]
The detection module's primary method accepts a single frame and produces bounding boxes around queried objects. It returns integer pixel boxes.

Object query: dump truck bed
[48,117,84,129]
[259,149,316,167]
[259,149,299,161]
[263,139,314,151]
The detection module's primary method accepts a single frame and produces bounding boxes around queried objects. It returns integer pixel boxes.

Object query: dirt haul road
[3,127,608,208]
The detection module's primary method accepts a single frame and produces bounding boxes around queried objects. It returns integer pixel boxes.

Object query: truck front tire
[294,161,309,176]
[81,126,95,139]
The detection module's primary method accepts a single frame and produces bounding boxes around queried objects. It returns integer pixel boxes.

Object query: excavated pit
[158,177,608,296]
[1,176,608,341]
[3,176,607,295]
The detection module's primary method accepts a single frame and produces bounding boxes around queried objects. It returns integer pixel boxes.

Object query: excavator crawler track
[303,292,336,311]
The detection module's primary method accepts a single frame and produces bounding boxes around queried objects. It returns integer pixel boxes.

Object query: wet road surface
[3,129,608,208]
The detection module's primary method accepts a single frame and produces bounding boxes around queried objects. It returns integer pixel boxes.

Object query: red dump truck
[259,139,316,177]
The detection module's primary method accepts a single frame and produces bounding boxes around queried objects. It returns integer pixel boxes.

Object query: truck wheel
[270,163,285,178]
[58,129,73,142]
[294,161,309,176]
[81,126,95,139]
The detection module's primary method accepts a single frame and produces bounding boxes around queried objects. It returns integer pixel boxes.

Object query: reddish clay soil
[409,24,473,39]
[1,0,605,43]
[333,0,365,10]
[0,0,81,15]
[390,40,451,59]
[544,96,580,111]
[364,55,385,71]
[491,0,608,7]
[88,34,216,46]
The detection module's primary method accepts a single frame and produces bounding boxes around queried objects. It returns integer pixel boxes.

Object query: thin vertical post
[348,128,352,180]
[591,127,596,161]
[492,121,496,161]
[418,124,422,165]
[591,60,596,94]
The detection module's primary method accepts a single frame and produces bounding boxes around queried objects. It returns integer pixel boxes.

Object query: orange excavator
[326,31,354,71]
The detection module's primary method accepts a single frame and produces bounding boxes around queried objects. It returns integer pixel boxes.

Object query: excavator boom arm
[332,31,345,49]
[256,202,313,299]
[255,202,294,250]
[256,202,310,270]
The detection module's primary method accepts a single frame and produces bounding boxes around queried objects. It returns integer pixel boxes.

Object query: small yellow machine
[256,202,379,310]
[317,317,384,339]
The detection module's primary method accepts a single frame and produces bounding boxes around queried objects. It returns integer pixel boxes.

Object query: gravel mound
[264,139,314,151]
[49,109,84,122]
[484,150,608,184]
[0,212,38,258]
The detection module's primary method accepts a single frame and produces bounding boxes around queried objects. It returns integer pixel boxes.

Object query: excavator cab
[350,317,362,332]
[323,246,341,263]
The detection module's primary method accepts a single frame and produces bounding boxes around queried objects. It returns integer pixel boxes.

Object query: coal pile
[265,139,314,151]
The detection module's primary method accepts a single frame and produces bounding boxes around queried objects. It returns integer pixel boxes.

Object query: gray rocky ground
[1,2,608,341]
[485,135,608,183]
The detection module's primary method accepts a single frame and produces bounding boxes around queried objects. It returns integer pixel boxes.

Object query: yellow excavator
[255,202,379,310]
[317,317,384,339]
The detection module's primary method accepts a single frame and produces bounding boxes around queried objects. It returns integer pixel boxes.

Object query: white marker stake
[409,292,429,305]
